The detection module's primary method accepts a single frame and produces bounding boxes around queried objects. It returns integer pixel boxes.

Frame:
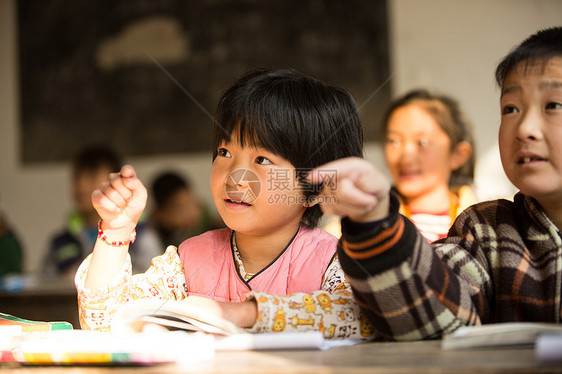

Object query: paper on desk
[536,333,562,362]
[442,322,562,350]
[215,331,363,351]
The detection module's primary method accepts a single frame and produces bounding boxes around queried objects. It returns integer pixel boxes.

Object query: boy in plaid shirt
[309,26,562,340]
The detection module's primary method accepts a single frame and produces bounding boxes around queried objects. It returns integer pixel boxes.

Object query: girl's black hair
[212,68,364,228]
[380,89,475,187]
[496,26,562,89]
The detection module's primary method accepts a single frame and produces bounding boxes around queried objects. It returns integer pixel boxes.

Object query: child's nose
[225,167,251,188]
[400,140,418,157]
[516,109,542,141]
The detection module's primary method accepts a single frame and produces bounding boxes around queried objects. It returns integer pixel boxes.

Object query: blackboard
[18,0,390,163]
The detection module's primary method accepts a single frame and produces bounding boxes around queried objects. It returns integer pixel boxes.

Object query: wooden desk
[1,340,561,373]
[0,279,560,373]
[0,276,80,329]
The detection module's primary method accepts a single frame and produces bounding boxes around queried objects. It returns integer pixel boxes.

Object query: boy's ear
[450,141,472,171]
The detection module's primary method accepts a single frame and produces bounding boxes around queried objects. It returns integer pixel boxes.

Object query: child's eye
[546,102,562,110]
[501,105,519,115]
[385,138,401,148]
[255,156,272,165]
[418,138,429,147]
[217,148,231,157]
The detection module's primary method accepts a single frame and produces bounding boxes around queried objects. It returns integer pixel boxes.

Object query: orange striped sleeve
[342,218,404,260]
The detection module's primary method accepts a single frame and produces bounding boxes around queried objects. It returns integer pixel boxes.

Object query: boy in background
[150,171,223,248]
[44,145,160,278]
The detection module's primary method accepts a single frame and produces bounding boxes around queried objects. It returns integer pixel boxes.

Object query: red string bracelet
[97,220,137,247]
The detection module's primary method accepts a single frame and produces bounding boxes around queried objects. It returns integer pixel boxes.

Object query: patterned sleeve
[75,246,188,331]
[246,256,376,340]
[337,193,491,341]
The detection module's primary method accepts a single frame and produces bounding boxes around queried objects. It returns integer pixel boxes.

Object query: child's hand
[308,157,391,223]
[181,295,258,328]
[91,165,147,234]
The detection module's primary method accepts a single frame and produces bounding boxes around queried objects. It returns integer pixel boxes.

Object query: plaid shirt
[338,192,562,341]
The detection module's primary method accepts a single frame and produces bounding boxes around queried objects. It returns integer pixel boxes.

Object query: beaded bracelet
[97,220,137,247]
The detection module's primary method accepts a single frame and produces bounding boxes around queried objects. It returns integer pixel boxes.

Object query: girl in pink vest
[76,69,374,340]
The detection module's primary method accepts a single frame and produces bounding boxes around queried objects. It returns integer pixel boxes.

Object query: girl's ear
[303,195,319,208]
[450,141,472,171]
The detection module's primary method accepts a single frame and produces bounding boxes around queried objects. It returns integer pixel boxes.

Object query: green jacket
[0,230,23,277]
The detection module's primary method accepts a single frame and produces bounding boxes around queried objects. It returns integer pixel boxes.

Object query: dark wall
[18,0,390,163]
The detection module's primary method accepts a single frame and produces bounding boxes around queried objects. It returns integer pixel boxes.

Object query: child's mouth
[399,170,420,179]
[518,156,545,164]
[226,198,252,206]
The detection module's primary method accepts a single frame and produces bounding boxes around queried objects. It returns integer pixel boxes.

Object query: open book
[110,298,245,336]
[111,298,359,351]
[442,322,562,350]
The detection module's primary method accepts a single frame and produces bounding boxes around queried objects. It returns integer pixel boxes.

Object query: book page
[111,299,245,336]
[442,323,562,350]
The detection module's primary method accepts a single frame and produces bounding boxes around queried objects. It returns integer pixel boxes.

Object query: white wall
[385,0,562,200]
[1,0,561,273]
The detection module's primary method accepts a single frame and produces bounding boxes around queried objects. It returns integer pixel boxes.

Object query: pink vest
[178,226,338,302]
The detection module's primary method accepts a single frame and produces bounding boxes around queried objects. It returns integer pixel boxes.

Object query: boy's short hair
[72,145,122,176]
[212,69,364,228]
[495,26,562,88]
[152,172,191,209]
